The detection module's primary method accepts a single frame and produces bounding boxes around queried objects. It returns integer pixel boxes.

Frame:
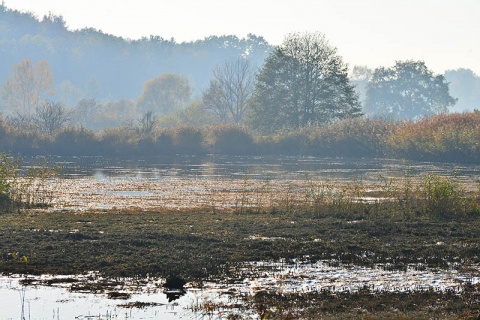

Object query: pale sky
[5,0,480,75]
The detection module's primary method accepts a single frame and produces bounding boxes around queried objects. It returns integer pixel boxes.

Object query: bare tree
[201,81,229,123]
[75,98,99,129]
[137,111,158,135]
[202,59,256,124]
[6,112,36,134]
[34,100,70,135]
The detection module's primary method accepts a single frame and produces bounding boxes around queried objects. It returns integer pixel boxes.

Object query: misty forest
[1,5,480,161]
[1,4,480,319]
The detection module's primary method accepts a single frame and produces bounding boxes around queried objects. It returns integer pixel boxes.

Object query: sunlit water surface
[29,155,480,211]
[1,260,480,319]
[5,155,479,318]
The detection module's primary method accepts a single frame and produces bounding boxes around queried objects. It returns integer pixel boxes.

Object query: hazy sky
[5,0,480,75]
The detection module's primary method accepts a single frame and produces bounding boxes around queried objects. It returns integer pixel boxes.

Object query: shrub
[99,127,139,156]
[272,129,310,155]
[209,125,255,154]
[51,128,98,155]
[173,126,205,154]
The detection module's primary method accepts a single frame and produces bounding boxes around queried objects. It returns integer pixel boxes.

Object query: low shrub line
[1,112,480,163]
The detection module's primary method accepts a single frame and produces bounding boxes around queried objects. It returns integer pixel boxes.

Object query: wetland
[1,155,480,319]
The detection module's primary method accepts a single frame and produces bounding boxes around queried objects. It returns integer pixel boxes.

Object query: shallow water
[9,155,479,318]
[1,260,479,319]
[52,154,480,182]
[31,155,480,211]
[0,274,216,320]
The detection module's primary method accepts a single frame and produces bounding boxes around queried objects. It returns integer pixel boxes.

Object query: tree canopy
[249,32,361,133]
[2,59,54,114]
[365,60,457,120]
[136,74,192,115]
[0,5,271,103]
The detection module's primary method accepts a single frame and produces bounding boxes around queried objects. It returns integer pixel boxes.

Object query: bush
[271,130,310,155]
[173,126,204,154]
[209,125,255,154]
[307,118,392,157]
[99,127,139,156]
[51,128,98,155]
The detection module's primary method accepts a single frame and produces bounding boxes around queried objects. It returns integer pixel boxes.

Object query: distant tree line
[0,4,271,102]
[1,30,460,134]
[2,3,480,162]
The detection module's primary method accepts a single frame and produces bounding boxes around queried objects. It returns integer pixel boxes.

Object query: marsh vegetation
[1,4,480,318]
[1,154,480,318]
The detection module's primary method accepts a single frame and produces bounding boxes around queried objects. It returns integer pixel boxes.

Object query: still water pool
[1,260,480,319]
[33,155,480,211]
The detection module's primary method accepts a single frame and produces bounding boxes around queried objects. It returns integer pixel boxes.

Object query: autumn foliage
[0,112,479,163]
[388,112,480,162]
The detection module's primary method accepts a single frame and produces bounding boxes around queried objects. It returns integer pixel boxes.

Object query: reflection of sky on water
[38,155,480,184]
[0,275,191,319]
[1,260,479,319]
[27,155,480,211]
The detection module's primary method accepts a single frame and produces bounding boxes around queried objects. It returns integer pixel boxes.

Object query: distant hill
[0,4,271,105]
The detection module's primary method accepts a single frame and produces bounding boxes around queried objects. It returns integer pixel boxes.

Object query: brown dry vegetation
[1,112,480,163]
[1,169,480,319]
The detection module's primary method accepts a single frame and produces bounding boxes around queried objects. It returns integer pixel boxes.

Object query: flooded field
[1,260,479,319]
[2,155,480,319]
[37,155,480,211]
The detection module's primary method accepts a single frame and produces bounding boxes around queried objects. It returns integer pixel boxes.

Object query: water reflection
[30,155,479,211]
[164,289,186,302]
[48,154,480,183]
[1,260,479,319]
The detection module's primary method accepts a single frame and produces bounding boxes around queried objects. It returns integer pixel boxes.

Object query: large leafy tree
[365,60,457,120]
[136,73,192,115]
[249,32,361,133]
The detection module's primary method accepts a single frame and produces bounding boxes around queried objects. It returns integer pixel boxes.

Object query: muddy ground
[1,209,480,319]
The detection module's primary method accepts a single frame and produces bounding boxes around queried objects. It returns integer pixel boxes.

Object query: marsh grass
[257,172,480,220]
[372,173,479,219]
[0,153,58,212]
[2,112,480,163]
